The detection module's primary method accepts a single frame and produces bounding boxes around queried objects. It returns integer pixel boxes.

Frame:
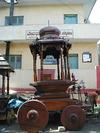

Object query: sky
[89,0,100,23]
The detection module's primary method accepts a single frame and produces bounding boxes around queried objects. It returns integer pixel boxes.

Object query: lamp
[4,0,18,22]
[4,0,18,4]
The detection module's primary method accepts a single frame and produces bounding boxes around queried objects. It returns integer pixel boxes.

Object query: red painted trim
[1,87,100,104]
[0,87,99,94]
[0,88,36,94]
[38,69,55,80]
[97,100,100,104]
[96,66,100,88]
[11,88,36,91]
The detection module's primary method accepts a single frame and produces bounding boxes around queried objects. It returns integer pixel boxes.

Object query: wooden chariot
[17,26,86,133]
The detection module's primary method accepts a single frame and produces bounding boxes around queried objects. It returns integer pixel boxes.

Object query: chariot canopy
[30,26,72,81]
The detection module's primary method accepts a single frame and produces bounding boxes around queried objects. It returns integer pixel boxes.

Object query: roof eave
[84,0,97,21]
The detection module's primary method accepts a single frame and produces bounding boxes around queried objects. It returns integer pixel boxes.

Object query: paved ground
[1,93,100,133]
[0,117,100,133]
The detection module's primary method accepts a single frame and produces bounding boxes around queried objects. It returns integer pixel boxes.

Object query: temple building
[0,0,100,92]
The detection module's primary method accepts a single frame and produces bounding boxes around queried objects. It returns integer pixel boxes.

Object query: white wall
[70,69,96,88]
[70,43,98,69]
[0,4,99,89]
[0,42,98,89]
[0,4,84,26]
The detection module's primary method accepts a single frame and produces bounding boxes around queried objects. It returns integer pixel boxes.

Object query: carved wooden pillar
[33,53,37,82]
[7,73,9,95]
[2,74,5,95]
[57,58,60,80]
[66,50,70,80]
[64,55,67,79]
[60,47,64,80]
[40,45,43,80]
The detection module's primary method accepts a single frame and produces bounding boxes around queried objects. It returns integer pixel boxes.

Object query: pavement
[0,117,100,133]
[1,93,100,133]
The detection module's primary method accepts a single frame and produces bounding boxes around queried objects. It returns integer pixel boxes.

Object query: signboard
[82,52,92,63]
[43,55,57,65]
[60,29,73,38]
[26,29,73,39]
[26,30,39,39]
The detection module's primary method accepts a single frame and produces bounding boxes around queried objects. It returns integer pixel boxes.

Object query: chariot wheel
[61,105,86,130]
[17,100,49,133]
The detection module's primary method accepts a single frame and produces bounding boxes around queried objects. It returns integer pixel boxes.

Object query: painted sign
[60,29,73,38]
[43,55,57,65]
[26,29,73,39]
[26,30,39,39]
